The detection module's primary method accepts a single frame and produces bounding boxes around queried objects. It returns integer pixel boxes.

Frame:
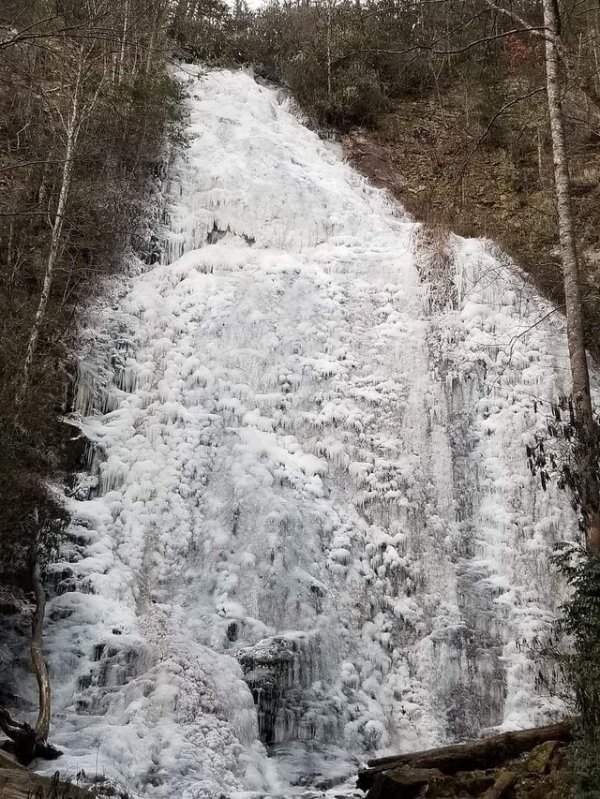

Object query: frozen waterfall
[41,67,577,798]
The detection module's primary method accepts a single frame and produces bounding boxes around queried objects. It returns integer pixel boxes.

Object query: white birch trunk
[543,0,600,552]
[537,127,544,187]
[326,0,333,103]
[146,21,156,75]
[118,0,130,84]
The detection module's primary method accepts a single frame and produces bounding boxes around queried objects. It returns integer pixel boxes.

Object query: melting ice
[41,68,577,797]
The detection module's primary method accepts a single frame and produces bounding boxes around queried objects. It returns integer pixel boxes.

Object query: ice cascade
[41,68,577,798]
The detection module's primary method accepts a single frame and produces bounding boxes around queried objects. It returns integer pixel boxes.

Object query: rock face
[358,722,572,799]
[236,633,339,746]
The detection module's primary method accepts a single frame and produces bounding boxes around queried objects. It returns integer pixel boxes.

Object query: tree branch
[480,0,546,39]
[458,86,547,178]
[0,159,78,175]
[333,27,548,68]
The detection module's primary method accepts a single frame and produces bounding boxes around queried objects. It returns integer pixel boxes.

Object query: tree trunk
[326,0,333,103]
[542,0,592,425]
[30,539,50,742]
[542,0,600,553]
[146,11,157,75]
[118,0,129,84]
[0,530,61,765]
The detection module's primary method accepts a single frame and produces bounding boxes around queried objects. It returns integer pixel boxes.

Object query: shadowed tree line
[0,0,185,762]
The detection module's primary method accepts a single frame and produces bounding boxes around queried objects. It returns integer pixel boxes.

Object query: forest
[1,1,600,798]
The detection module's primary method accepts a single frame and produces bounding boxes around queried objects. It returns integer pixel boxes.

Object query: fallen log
[369,766,498,799]
[0,768,92,799]
[358,720,572,791]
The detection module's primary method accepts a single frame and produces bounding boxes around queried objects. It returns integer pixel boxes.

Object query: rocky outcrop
[358,722,573,799]
[236,633,335,746]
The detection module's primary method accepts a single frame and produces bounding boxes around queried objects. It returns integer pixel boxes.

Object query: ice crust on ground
[40,68,578,797]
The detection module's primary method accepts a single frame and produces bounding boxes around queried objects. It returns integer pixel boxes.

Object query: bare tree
[541,2,592,424]
[1,1,182,765]
[541,0,600,553]
[0,516,60,765]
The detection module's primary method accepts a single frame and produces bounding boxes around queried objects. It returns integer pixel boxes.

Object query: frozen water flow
[41,68,577,797]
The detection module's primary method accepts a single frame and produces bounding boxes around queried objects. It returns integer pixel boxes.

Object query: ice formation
[39,67,578,797]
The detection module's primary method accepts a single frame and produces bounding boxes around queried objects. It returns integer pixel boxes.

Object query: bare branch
[458,87,547,178]
[480,0,545,39]
[0,159,77,174]
[333,27,548,68]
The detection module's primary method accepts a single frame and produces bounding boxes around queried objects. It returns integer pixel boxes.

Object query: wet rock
[452,770,496,795]
[236,633,327,745]
[59,418,89,472]
[483,770,516,799]
[226,621,239,642]
[0,601,20,619]
[525,740,560,774]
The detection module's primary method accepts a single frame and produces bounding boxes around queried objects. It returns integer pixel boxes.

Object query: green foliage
[331,67,389,127]
[553,546,600,797]
[170,0,233,62]
[528,400,600,797]
[284,56,388,129]
[570,732,600,798]
[527,398,600,797]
